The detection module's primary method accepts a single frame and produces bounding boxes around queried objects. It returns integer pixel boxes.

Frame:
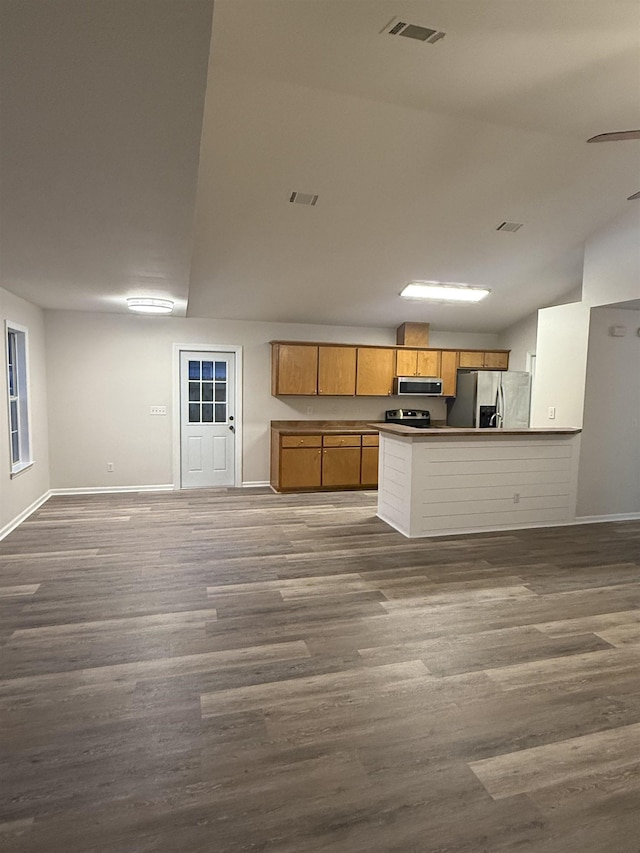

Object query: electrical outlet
[513,493,520,504]
[150,406,167,416]
[107,462,114,472]
[548,406,556,420]
[306,406,313,415]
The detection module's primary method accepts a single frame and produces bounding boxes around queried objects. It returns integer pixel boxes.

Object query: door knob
[229,425,235,432]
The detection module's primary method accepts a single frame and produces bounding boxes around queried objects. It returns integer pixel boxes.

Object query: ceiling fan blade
[627,190,640,201]
[587,130,640,143]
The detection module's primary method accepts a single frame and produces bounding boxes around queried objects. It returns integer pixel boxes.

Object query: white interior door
[180,351,236,489]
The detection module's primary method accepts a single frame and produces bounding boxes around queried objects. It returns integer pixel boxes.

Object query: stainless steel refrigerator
[447,371,531,429]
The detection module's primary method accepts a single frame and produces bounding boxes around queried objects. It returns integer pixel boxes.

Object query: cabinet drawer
[362,434,379,446]
[281,434,322,448]
[323,434,361,447]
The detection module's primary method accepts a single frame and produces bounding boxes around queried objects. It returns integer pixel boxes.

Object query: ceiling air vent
[380,17,446,44]
[289,191,318,206]
[496,221,524,233]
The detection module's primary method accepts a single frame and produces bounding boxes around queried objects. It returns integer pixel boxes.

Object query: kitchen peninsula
[374,424,582,538]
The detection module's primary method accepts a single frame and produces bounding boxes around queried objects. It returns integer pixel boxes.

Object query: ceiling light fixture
[400,282,491,303]
[127,298,174,315]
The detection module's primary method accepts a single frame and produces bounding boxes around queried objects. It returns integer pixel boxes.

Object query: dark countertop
[271,420,380,435]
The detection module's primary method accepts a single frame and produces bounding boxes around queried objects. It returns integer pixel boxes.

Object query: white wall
[530,300,591,428]
[0,287,50,535]
[582,206,640,308]
[577,306,640,518]
[44,311,495,489]
[498,312,537,372]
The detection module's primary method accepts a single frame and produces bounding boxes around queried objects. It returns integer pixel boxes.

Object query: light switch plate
[548,406,556,419]
[150,406,167,415]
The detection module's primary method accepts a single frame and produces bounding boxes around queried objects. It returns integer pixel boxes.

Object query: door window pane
[188,382,200,402]
[202,404,214,422]
[188,403,200,423]
[215,383,226,402]
[215,404,226,423]
[188,360,200,380]
[202,382,214,402]
[202,361,214,381]
[215,361,227,381]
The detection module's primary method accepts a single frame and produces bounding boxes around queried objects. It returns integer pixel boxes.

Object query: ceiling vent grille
[496,221,524,233]
[289,191,318,206]
[380,17,446,43]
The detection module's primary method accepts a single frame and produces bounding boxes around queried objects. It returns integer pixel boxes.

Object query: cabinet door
[322,448,362,487]
[361,446,379,486]
[416,350,441,377]
[273,344,318,395]
[440,351,459,397]
[395,349,418,376]
[458,351,485,369]
[356,348,396,396]
[280,447,322,489]
[318,346,357,395]
[484,351,509,370]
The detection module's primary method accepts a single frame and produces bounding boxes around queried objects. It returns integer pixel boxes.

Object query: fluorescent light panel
[127,297,174,315]
[400,282,490,303]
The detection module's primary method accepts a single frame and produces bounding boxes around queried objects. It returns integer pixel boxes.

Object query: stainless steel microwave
[393,376,443,396]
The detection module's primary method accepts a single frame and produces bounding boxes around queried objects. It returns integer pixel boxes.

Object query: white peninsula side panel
[377,429,581,538]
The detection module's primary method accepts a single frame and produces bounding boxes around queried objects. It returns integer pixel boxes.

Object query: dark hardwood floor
[1,489,639,852]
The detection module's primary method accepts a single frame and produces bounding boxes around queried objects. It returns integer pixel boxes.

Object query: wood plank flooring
[1,488,639,852]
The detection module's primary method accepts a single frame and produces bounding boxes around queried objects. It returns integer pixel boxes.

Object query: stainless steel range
[384,409,431,428]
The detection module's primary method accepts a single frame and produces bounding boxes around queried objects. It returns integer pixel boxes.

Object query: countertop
[271,420,380,435]
[372,422,581,437]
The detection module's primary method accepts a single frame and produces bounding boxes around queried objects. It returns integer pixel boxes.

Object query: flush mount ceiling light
[400,282,491,303]
[127,298,174,315]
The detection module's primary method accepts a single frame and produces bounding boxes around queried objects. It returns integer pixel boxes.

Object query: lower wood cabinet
[361,446,379,486]
[322,446,362,487]
[278,435,322,489]
[271,428,379,492]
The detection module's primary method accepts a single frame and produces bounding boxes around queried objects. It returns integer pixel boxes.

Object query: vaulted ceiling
[1,0,639,330]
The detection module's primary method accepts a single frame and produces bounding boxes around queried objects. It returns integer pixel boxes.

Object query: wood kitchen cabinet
[458,350,509,370]
[322,435,362,487]
[360,435,379,486]
[483,351,510,369]
[271,343,318,395]
[271,341,510,400]
[395,349,441,377]
[355,348,396,396]
[278,435,322,489]
[318,346,356,395]
[440,350,459,396]
[271,424,379,492]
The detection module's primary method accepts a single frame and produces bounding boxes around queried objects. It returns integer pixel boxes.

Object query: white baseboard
[50,484,175,496]
[575,512,640,524]
[242,480,270,488]
[0,490,52,542]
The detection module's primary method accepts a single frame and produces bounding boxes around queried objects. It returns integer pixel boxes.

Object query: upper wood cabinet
[458,351,509,370]
[318,346,356,395]
[440,350,459,397]
[355,348,396,396]
[271,343,318,395]
[271,341,510,398]
[395,349,441,377]
[483,351,509,369]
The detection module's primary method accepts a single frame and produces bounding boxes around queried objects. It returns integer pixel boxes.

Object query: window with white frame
[5,322,31,475]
